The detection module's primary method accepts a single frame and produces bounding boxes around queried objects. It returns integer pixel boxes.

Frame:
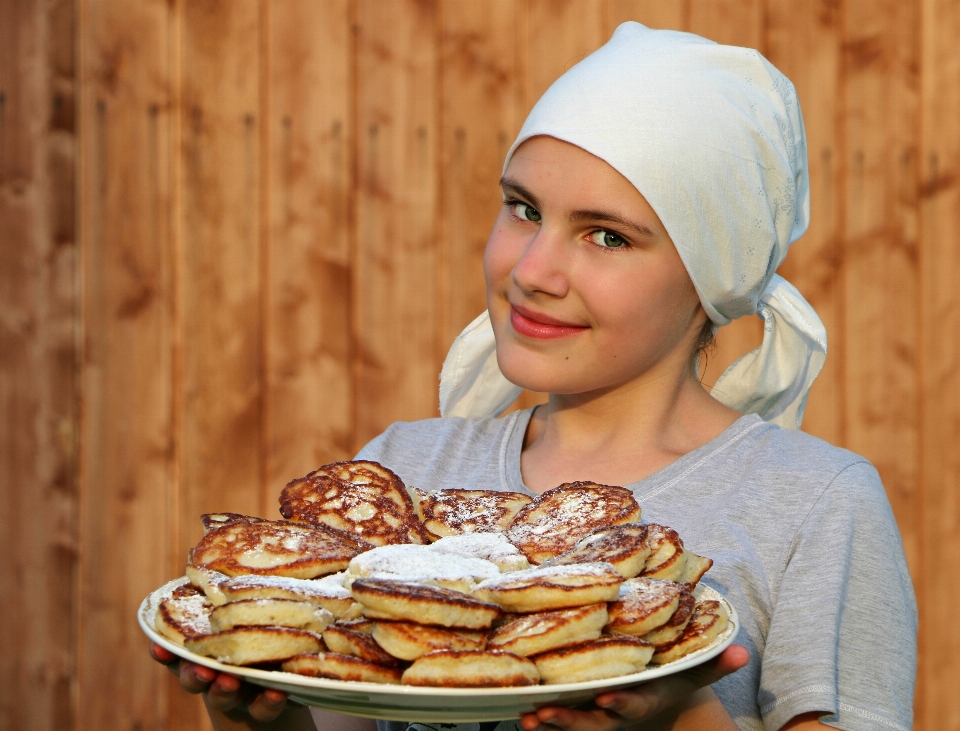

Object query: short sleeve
[758,461,917,731]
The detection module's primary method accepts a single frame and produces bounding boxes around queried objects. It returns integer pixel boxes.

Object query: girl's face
[484,136,705,396]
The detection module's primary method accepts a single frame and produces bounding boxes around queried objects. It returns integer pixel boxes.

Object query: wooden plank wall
[2,0,957,729]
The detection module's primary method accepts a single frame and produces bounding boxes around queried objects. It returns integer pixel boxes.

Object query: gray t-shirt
[313,410,916,731]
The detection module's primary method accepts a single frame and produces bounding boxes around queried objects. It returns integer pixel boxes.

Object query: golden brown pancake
[209,598,333,633]
[640,524,686,581]
[507,482,642,564]
[216,573,361,619]
[533,634,654,684]
[191,519,360,579]
[280,460,427,546]
[643,588,696,647]
[282,652,403,684]
[474,562,622,613]
[488,603,608,657]
[542,524,651,578]
[676,550,713,585]
[322,625,400,665]
[606,577,684,636]
[351,578,501,629]
[155,588,213,645]
[371,621,486,661]
[419,489,533,540]
[650,599,728,664]
[186,627,324,665]
[200,512,266,534]
[401,650,540,687]
[185,564,230,605]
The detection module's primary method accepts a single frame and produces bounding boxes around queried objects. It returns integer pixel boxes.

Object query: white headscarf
[439,23,826,429]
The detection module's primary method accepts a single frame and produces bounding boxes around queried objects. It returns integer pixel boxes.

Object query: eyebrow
[500,176,656,238]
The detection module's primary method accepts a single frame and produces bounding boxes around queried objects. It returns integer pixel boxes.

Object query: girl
[154,23,916,731]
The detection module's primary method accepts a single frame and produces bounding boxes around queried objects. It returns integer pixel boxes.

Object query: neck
[521,361,741,493]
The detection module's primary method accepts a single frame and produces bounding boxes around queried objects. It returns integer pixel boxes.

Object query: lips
[509,304,589,340]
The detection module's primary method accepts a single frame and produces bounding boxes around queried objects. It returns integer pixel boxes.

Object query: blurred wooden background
[2,0,957,729]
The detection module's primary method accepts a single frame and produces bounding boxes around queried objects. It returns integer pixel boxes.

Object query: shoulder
[737,417,876,488]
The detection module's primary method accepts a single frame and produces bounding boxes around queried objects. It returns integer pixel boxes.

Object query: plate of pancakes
[138,460,739,722]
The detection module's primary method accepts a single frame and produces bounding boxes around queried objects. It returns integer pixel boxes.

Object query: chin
[495,348,596,396]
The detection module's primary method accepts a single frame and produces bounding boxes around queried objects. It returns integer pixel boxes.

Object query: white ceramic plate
[139,577,739,722]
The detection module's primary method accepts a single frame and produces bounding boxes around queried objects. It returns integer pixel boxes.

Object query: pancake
[419,489,533,540]
[155,588,213,645]
[185,564,230,605]
[642,588,696,647]
[507,482,642,564]
[430,533,531,573]
[322,625,400,665]
[282,652,403,684]
[185,627,324,665]
[217,572,361,619]
[650,599,729,664]
[487,603,608,657]
[280,460,427,546]
[208,598,333,633]
[371,621,487,661]
[533,634,654,684]
[191,519,360,579]
[542,524,651,578]
[640,524,686,581]
[351,578,501,630]
[346,544,500,593]
[676,550,713,586]
[474,562,622,613]
[606,577,684,636]
[200,512,266,534]
[401,650,540,687]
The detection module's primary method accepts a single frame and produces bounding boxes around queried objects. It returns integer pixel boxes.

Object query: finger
[178,662,217,694]
[594,645,751,719]
[205,673,242,712]
[247,688,288,722]
[529,705,622,731]
[150,643,177,664]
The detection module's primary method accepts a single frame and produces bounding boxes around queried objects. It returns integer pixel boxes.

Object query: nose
[511,226,570,299]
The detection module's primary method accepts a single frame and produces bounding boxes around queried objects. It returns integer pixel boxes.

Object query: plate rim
[139,576,739,713]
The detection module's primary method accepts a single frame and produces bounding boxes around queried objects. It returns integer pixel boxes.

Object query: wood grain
[606,0,686,31]
[918,0,960,727]
[841,0,921,573]
[179,0,264,535]
[76,0,186,728]
[265,0,354,496]
[522,0,607,107]
[353,0,442,448]
[0,1,78,729]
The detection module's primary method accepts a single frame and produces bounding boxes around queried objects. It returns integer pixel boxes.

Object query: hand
[519,645,750,731]
[150,643,289,722]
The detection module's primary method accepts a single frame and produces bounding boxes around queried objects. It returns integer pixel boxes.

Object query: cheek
[483,216,521,295]
[582,265,697,345]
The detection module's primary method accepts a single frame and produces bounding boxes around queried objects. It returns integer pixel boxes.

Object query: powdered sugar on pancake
[475,562,621,590]
[223,573,351,600]
[430,533,530,572]
[347,544,501,585]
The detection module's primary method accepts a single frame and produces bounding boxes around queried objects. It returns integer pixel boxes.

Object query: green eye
[589,230,627,248]
[517,203,541,222]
